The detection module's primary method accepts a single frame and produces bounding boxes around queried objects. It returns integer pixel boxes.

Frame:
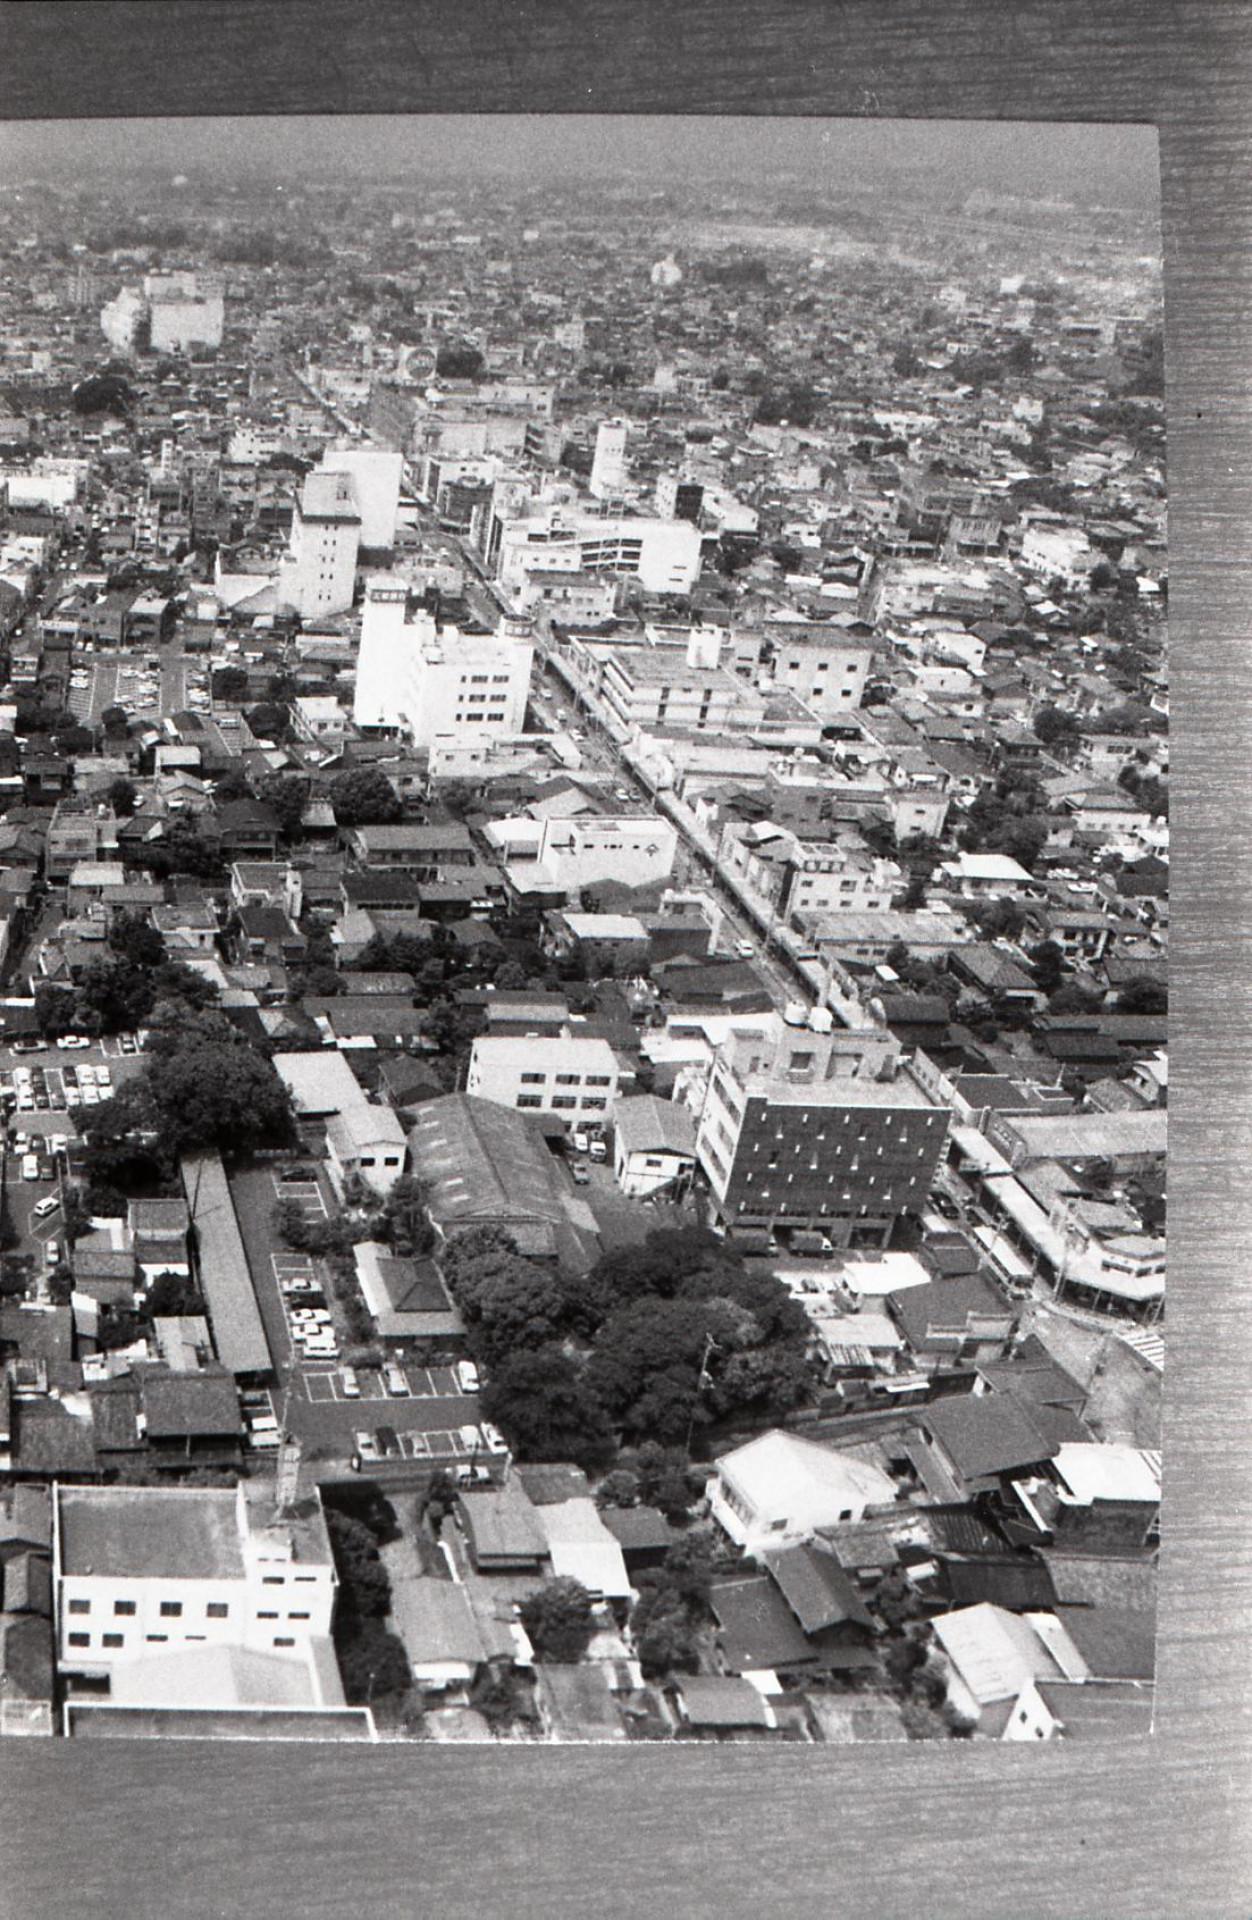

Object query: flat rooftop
[58,1486,245,1582]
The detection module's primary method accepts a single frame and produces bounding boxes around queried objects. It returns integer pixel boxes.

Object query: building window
[160,1601,183,1618]
[581,1097,607,1111]
[585,1075,612,1087]
[551,1096,578,1110]
[520,1072,546,1085]
[113,1600,136,1617]
[68,1632,91,1648]
[554,1074,581,1086]
[262,1576,285,1586]
[68,1598,90,1616]
[206,1603,229,1619]
[274,1636,295,1648]
[102,1632,125,1649]
[288,1611,311,1621]
[516,1094,543,1109]
[257,1610,279,1620]
[146,1634,168,1644]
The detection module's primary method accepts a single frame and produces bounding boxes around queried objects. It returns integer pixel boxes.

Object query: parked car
[455,1360,480,1394]
[479,1422,508,1455]
[459,1424,483,1453]
[44,1240,63,1268]
[21,1154,40,1180]
[735,939,757,958]
[11,1040,43,1055]
[32,1195,59,1220]
[588,1139,607,1163]
[56,1036,90,1051]
[341,1368,361,1399]
[383,1362,408,1397]
[570,1164,590,1185]
[354,1430,381,1464]
[455,1464,491,1487]
[571,1130,590,1155]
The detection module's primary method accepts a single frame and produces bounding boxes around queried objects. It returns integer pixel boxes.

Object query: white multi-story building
[318,445,403,552]
[354,577,533,748]
[146,274,225,352]
[466,1032,622,1126]
[765,629,874,717]
[279,470,361,619]
[489,498,702,600]
[494,812,679,896]
[54,1483,337,1680]
[589,417,629,499]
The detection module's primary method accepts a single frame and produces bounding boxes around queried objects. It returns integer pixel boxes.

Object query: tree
[100,705,131,741]
[1028,939,1066,997]
[1033,704,1081,748]
[107,776,138,817]
[326,1510,392,1617]
[244,702,290,742]
[87,1034,295,1162]
[108,912,166,970]
[435,342,485,381]
[54,724,96,758]
[211,666,250,702]
[479,1345,617,1471]
[146,1272,205,1316]
[258,772,309,838]
[72,371,132,417]
[330,768,402,826]
[378,1174,432,1256]
[335,1620,412,1704]
[519,1577,595,1663]
[1115,975,1167,1015]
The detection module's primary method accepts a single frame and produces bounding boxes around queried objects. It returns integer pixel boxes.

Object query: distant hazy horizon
[0,115,1159,209]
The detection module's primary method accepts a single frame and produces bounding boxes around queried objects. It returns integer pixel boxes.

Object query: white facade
[54,1484,337,1678]
[466,1032,621,1125]
[99,288,146,352]
[526,813,679,894]
[767,636,873,717]
[149,290,225,353]
[279,471,361,618]
[494,508,702,599]
[589,418,629,500]
[1019,522,1093,589]
[354,578,533,747]
[319,445,403,551]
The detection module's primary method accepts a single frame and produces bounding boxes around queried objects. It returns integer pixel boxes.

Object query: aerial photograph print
[0,112,1166,1750]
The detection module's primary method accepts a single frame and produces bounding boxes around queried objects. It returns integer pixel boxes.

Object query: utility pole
[684,1331,720,1456]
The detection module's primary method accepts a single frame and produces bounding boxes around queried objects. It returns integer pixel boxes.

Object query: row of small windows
[519,1072,612,1087]
[68,1631,299,1650]
[516,1094,607,1112]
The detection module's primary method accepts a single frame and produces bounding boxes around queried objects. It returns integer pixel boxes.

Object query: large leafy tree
[330,768,402,826]
[479,1345,617,1471]
[519,1578,595,1663]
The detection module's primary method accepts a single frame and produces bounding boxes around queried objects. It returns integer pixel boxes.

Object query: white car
[57,1036,90,1051]
[455,1360,480,1394]
[341,1368,361,1399]
[354,1430,381,1464]
[21,1154,40,1181]
[459,1424,484,1453]
[32,1195,59,1220]
[383,1363,408,1397]
[479,1422,508,1455]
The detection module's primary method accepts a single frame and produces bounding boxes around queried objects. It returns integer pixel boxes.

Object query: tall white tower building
[354,578,533,747]
[589,418,629,501]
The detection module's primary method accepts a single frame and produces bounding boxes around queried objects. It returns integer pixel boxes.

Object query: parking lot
[299,1362,468,1406]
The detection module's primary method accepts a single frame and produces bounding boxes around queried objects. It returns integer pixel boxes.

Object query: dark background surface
[0,3,1249,1915]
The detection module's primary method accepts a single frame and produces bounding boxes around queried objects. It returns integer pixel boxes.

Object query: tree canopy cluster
[446,1226,812,1468]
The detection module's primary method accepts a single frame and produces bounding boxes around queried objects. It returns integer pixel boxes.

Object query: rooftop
[57,1485,245,1582]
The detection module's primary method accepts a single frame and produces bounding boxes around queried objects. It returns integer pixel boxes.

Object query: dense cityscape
[0,124,1165,1745]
